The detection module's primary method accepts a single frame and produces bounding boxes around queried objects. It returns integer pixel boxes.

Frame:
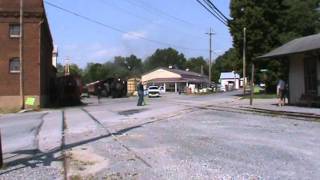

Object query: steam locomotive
[87,78,127,98]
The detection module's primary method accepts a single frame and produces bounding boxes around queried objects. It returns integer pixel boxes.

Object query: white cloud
[122,31,147,40]
[90,48,122,59]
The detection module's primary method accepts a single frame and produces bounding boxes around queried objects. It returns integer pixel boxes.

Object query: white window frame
[9,58,20,73]
[9,24,21,38]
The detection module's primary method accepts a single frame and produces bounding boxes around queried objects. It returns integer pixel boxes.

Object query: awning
[258,33,320,59]
[144,78,210,84]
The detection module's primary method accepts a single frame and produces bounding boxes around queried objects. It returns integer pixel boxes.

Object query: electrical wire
[205,0,230,22]
[123,0,207,29]
[45,1,208,52]
[98,0,206,40]
[196,0,228,26]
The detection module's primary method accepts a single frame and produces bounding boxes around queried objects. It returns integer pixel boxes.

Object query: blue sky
[45,0,232,68]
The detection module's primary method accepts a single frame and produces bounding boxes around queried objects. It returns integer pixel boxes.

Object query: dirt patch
[67,146,109,178]
[118,109,147,116]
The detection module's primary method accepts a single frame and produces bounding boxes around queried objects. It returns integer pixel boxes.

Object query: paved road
[0,91,319,179]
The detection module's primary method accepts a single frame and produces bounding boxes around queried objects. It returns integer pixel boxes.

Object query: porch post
[175,82,178,93]
[250,64,255,105]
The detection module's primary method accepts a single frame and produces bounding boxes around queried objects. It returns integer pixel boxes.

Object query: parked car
[159,86,165,94]
[148,86,160,98]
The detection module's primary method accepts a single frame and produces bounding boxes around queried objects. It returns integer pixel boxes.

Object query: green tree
[69,64,83,76]
[114,55,143,77]
[82,63,108,83]
[56,63,64,77]
[229,0,320,91]
[56,63,83,77]
[212,48,240,82]
[144,48,186,71]
[185,56,208,75]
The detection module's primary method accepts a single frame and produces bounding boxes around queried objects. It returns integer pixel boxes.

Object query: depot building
[141,67,210,93]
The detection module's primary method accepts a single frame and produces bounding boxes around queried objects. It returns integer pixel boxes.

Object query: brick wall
[0,0,54,109]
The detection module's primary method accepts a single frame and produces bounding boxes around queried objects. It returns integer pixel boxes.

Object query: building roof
[142,67,209,83]
[259,33,320,59]
[220,72,240,79]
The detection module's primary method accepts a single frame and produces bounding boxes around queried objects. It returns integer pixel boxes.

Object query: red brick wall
[0,20,41,96]
[0,0,43,13]
[0,0,54,108]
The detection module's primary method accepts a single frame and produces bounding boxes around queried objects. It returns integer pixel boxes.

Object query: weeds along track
[80,108,152,168]
[169,101,320,122]
[79,106,199,168]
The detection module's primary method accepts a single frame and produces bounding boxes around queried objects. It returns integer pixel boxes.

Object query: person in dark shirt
[137,82,144,106]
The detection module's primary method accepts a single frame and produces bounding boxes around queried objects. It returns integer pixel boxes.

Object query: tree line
[228,0,320,92]
[58,0,320,89]
[57,47,210,84]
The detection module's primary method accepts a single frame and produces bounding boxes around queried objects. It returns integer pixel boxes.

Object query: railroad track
[80,108,152,168]
[61,110,68,180]
[169,100,320,122]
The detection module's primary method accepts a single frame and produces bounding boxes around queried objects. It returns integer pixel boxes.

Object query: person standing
[137,81,144,106]
[97,83,102,104]
[277,78,286,106]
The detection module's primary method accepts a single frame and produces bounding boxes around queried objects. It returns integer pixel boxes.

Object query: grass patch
[242,93,277,99]
[0,107,20,114]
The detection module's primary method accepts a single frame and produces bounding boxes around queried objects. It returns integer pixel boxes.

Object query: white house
[141,67,210,93]
[259,33,320,106]
[219,71,240,91]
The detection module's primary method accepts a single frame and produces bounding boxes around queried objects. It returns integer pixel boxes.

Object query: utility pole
[206,28,214,84]
[243,27,246,96]
[19,0,24,109]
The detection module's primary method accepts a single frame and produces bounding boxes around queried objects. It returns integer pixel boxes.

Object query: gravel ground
[1,92,319,179]
[94,108,320,179]
[0,165,62,180]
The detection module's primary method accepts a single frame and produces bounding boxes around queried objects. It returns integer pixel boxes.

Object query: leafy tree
[212,48,240,82]
[69,64,83,76]
[56,63,83,77]
[185,56,208,75]
[114,55,143,77]
[82,63,108,83]
[144,48,186,71]
[56,63,65,77]
[228,0,320,91]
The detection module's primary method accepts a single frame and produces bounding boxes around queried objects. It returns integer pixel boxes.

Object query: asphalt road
[0,91,319,179]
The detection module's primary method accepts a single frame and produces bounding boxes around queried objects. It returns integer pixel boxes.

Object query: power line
[123,0,207,29]
[196,0,228,26]
[204,0,230,22]
[203,0,228,24]
[98,0,206,40]
[203,0,229,24]
[44,1,207,52]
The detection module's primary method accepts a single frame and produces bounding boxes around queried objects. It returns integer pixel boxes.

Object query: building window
[9,58,20,73]
[304,57,317,95]
[9,24,20,38]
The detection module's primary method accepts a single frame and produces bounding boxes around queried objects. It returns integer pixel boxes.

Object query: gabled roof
[142,67,209,83]
[259,33,320,59]
[162,67,208,79]
[220,72,240,79]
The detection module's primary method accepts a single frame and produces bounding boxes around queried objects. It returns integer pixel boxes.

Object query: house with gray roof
[141,67,209,93]
[219,71,241,91]
[259,33,320,106]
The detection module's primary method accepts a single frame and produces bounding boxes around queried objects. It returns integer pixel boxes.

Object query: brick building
[0,0,55,109]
